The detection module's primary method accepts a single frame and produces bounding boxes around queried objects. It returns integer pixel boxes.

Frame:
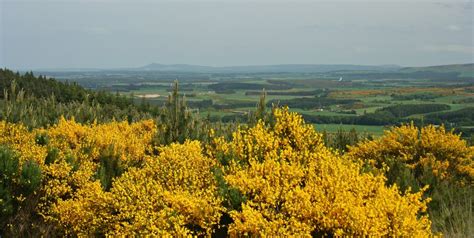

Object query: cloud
[419,44,474,54]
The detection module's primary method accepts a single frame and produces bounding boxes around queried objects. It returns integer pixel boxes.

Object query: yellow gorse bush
[44,117,156,166]
[0,121,47,166]
[211,108,432,236]
[347,123,474,184]
[0,110,438,236]
[41,118,157,233]
[49,181,111,236]
[49,141,223,236]
[0,118,158,235]
[106,141,223,236]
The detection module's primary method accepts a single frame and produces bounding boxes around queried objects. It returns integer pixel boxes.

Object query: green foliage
[0,147,18,219]
[35,133,49,146]
[247,90,269,126]
[382,157,421,192]
[19,161,42,195]
[0,69,133,107]
[65,154,80,172]
[0,146,42,233]
[96,147,124,191]
[45,147,59,165]
[153,81,215,145]
[0,69,158,128]
[322,127,362,152]
[212,167,246,211]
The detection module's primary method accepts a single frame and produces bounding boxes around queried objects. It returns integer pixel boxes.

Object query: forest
[0,69,473,236]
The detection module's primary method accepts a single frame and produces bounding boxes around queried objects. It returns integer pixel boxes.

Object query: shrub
[347,123,474,189]
[105,141,224,236]
[210,108,432,236]
[347,123,474,236]
[0,146,42,234]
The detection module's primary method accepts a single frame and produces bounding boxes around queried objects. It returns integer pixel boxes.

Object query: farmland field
[41,63,474,138]
[314,123,386,136]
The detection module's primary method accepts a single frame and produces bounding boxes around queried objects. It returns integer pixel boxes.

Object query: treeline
[301,104,458,126]
[424,107,474,126]
[0,69,165,127]
[0,69,133,109]
[453,97,474,104]
[391,93,441,101]
[376,103,450,117]
[0,70,85,103]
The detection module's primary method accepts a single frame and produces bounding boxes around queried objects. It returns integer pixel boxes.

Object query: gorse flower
[211,108,432,236]
[0,121,47,166]
[44,117,156,166]
[106,141,223,236]
[0,109,453,236]
[347,123,474,186]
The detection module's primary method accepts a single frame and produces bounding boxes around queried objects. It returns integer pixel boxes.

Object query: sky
[0,0,473,69]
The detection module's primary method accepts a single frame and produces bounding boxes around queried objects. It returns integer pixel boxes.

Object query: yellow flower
[105,141,223,236]
[210,108,432,236]
[347,123,474,185]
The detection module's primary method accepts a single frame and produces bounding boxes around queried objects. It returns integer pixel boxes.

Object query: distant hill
[400,63,474,77]
[29,63,473,76]
[139,63,401,73]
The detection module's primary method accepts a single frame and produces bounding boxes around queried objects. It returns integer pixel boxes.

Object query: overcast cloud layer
[1,0,472,69]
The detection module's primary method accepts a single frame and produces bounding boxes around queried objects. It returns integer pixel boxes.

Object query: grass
[313,123,386,136]
[429,184,474,237]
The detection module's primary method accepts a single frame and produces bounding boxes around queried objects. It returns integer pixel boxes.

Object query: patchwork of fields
[43,64,474,137]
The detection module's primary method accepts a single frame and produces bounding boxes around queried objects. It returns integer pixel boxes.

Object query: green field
[313,124,386,136]
[48,63,473,138]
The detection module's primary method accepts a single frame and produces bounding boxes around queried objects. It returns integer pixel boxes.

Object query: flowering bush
[0,121,47,166]
[347,123,474,187]
[210,108,432,236]
[0,111,438,236]
[44,117,156,166]
[105,141,223,236]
